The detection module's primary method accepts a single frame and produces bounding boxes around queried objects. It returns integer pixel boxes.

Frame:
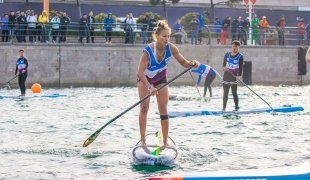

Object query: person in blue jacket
[214,17,222,44]
[197,14,204,45]
[191,62,216,97]
[1,14,9,42]
[103,12,114,44]
[307,20,310,46]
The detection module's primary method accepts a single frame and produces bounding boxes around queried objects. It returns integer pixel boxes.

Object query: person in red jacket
[297,18,306,45]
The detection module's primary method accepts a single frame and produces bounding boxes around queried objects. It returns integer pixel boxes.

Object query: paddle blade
[83,131,100,147]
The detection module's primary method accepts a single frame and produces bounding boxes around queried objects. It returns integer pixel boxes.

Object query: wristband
[148,85,154,90]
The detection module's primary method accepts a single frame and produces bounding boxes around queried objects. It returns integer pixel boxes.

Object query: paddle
[189,71,202,97]
[82,65,194,147]
[3,75,19,89]
[227,71,276,114]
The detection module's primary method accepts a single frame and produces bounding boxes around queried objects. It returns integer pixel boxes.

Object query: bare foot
[140,139,146,146]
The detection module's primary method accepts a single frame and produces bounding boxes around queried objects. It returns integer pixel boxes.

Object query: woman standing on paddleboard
[137,20,199,146]
[191,62,216,97]
[15,49,28,96]
[222,40,243,111]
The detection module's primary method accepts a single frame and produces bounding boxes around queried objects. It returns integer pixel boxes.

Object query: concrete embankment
[0,43,308,88]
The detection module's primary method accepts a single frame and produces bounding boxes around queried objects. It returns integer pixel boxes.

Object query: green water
[0,86,309,179]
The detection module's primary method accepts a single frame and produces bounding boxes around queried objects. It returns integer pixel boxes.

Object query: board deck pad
[132,132,178,166]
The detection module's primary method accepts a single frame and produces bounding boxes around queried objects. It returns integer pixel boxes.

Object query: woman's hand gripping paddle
[82,65,194,147]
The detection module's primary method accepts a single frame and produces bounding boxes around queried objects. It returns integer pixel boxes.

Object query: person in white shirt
[26,10,37,43]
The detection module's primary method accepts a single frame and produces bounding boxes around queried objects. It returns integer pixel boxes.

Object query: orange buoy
[31,83,42,93]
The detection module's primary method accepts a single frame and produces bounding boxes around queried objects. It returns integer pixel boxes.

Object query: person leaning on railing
[17,11,27,42]
[297,18,306,46]
[50,13,60,43]
[1,13,9,42]
[140,13,148,44]
[259,16,269,45]
[307,20,310,46]
[103,12,114,44]
[26,10,37,43]
[78,14,87,43]
[38,10,49,43]
[60,12,70,43]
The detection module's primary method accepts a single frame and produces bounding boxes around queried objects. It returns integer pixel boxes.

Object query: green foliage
[49,10,64,18]
[136,12,165,23]
[225,0,242,8]
[180,12,210,31]
[203,8,210,16]
[148,0,180,6]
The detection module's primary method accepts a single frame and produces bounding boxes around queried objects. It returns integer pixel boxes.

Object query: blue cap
[108,12,112,15]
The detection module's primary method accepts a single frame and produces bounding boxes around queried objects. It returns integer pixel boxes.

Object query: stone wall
[0,43,308,88]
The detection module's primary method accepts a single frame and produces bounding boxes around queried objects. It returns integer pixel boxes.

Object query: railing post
[204,25,211,45]
[85,24,90,43]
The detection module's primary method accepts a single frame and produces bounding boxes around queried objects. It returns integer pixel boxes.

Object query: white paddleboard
[132,132,178,166]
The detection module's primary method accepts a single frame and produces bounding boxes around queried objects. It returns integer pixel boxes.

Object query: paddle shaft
[83,65,194,147]
[227,71,275,112]
[189,71,201,97]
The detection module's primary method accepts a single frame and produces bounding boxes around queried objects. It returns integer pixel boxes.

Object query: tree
[148,0,180,23]
[207,0,242,22]
[76,0,81,18]
[26,0,30,10]
[180,12,210,31]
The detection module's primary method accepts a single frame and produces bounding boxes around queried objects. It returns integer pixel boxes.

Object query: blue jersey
[226,52,242,73]
[191,64,214,84]
[143,42,172,84]
[16,57,27,73]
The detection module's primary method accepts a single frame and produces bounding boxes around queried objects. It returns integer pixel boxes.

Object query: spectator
[173,19,188,44]
[126,13,136,43]
[237,16,243,42]
[14,11,20,41]
[221,15,231,45]
[275,15,286,45]
[50,13,60,43]
[26,10,37,43]
[38,10,49,42]
[251,14,259,45]
[123,13,129,44]
[190,15,200,45]
[87,11,95,43]
[307,20,310,46]
[103,12,114,44]
[140,13,148,44]
[60,12,70,43]
[297,18,306,46]
[17,11,27,42]
[148,14,157,43]
[259,16,269,45]
[240,17,250,45]
[24,9,30,42]
[34,14,40,42]
[1,14,9,42]
[213,17,222,45]
[197,14,204,45]
[78,13,87,43]
[8,11,16,42]
[231,16,240,42]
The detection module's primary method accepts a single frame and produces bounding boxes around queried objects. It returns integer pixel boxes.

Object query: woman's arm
[306,47,310,64]
[137,51,151,88]
[170,43,199,68]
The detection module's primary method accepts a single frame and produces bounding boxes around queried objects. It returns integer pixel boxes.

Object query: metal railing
[0,22,309,46]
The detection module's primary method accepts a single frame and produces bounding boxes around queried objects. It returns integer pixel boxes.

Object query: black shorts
[137,76,167,87]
